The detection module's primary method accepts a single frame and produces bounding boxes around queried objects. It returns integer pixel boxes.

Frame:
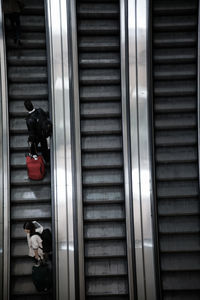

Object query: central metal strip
[128,0,157,298]
[120,0,136,298]
[0,1,10,299]
[128,0,145,298]
[136,0,156,298]
[46,0,76,299]
[198,0,200,195]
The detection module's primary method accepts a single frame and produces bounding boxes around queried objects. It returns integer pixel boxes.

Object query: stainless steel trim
[128,0,157,298]
[68,0,85,298]
[128,0,146,298]
[46,0,76,299]
[61,0,76,298]
[198,0,200,195]
[0,2,10,299]
[120,1,135,298]
[0,69,2,300]
[136,0,157,299]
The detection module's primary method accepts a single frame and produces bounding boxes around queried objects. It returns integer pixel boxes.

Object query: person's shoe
[34,262,40,267]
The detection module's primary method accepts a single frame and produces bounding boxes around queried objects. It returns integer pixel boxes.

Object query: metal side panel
[128,0,157,299]
[128,0,144,297]
[152,0,200,299]
[0,0,10,299]
[136,0,157,299]
[46,0,76,299]
[120,0,136,299]
[198,0,200,204]
[0,67,3,299]
[68,0,85,298]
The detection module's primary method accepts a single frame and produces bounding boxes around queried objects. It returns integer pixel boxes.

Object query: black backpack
[40,118,52,138]
[34,229,52,253]
[32,264,52,292]
[27,109,52,139]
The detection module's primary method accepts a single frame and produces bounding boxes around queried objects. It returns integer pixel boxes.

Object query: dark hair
[24,100,34,111]
[23,221,36,236]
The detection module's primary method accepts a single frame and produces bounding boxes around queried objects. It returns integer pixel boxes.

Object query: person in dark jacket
[3,0,24,46]
[24,100,50,163]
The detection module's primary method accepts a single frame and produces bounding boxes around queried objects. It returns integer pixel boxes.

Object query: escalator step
[7,50,47,66]
[84,222,125,239]
[8,66,47,83]
[79,52,120,68]
[9,83,48,99]
[6,16,45,32]
[78,3,119,19]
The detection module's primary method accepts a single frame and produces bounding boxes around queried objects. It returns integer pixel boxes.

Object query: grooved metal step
[84,222,125,239]
[161,253,200,271]
[156,147,197,163]
[7,50,47,66]
[78,20,119,34]
[153,15,197,31]
[80,85,121,101]
[82,135,122,151]
[158,198,199,216]
[6,16,45,32]
[79,36,119,51]
[7,33,46,49]
[154,64,196,80]
[78,3,119,19]
[8,67,47,83]
[79,52,120,68]
[82,152,123,169]
[154,97,196,113]
[9,83,48,99]
[154,48,196,64]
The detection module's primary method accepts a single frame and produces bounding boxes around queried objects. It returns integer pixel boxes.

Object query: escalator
[76,0,129,299]
[152,0,200,299]
[5,0,53,299]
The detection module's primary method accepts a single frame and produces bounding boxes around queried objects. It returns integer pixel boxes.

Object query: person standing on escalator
[23,221,52,264]
[24,100,52,163]
[3,0,24,46]
[23,221,44,265]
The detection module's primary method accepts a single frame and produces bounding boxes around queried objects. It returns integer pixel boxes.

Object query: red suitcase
[26,155,45,180]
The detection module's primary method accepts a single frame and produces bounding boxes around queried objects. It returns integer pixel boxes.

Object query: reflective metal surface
[0,1,10,299]
[120,1,135,299]
[128,0,146,298]
[137,0,156,298]
[46,0,76,299]
[198,0,200,195]
[0,74,2,300]
[68,0,85,298]
[128,0,157,298]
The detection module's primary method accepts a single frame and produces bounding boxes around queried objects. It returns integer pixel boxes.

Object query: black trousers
[30,138,50,163]
[6,13,21,43]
